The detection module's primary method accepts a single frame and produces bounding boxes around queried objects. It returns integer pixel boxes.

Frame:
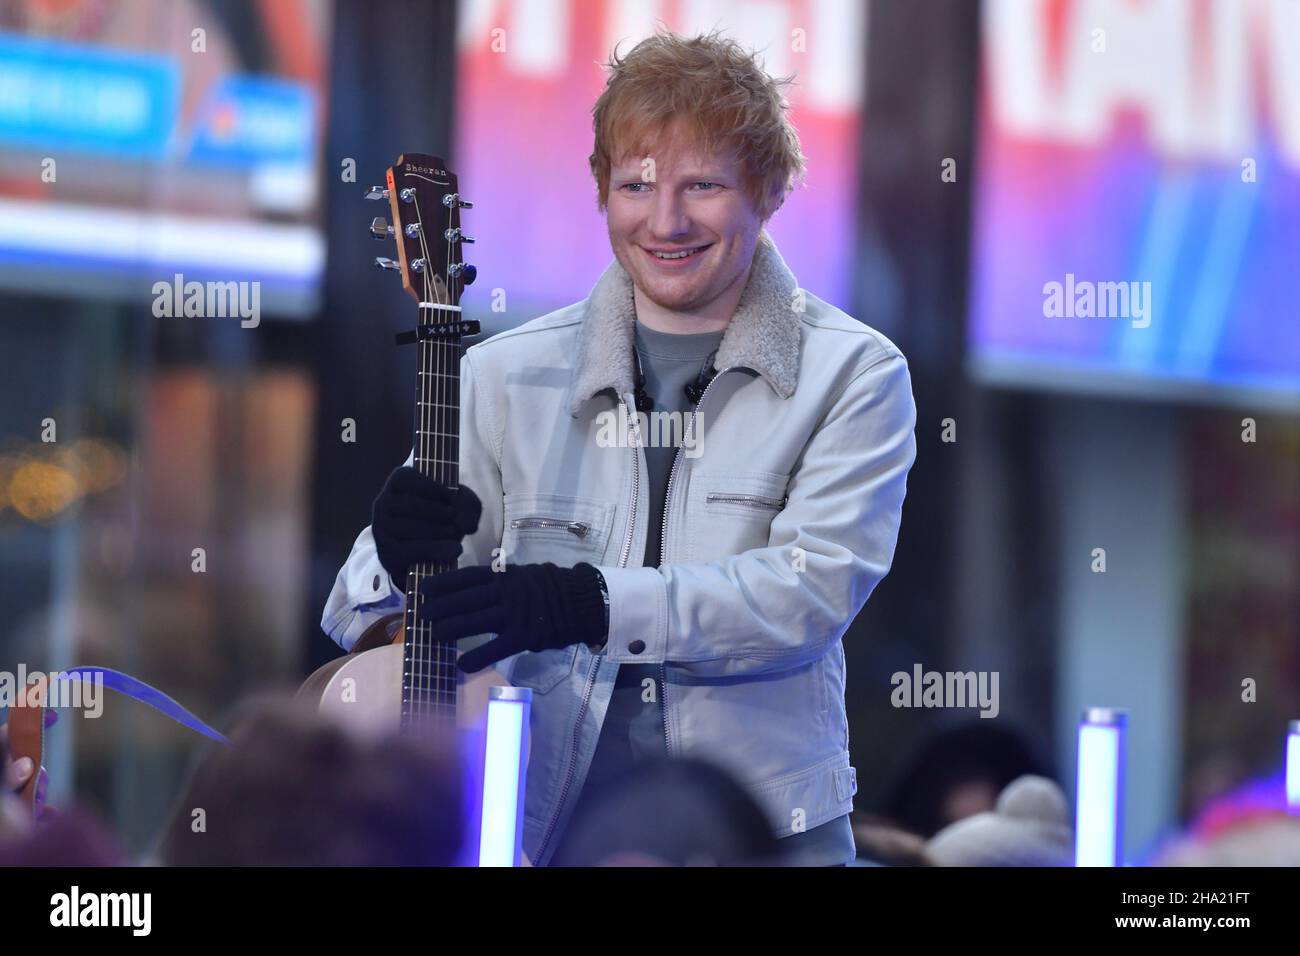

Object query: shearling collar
[567,229,802,417]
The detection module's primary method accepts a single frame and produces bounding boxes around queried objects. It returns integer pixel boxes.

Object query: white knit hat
[926,775,1074,867]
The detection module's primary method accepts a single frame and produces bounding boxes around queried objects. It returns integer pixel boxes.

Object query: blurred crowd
[3,700,1297,867]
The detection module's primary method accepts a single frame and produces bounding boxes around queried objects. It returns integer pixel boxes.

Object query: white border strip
[0,197,325,278]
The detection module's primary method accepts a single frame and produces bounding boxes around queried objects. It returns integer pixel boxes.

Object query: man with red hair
[325,30,917,866]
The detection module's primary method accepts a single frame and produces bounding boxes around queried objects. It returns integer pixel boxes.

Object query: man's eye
[691,181,720,191]
[620,182,650,193]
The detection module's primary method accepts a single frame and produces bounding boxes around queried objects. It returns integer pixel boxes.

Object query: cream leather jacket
[322,231,917,865]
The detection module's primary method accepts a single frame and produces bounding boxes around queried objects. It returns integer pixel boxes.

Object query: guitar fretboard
[402,327,464,732]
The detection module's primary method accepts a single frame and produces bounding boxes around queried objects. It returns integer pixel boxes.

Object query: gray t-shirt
[554,318,854,866]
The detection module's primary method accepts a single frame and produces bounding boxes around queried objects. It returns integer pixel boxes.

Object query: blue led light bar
[1287,720,1300,813]
[478,685,532,867]
[1075,707,1127,867]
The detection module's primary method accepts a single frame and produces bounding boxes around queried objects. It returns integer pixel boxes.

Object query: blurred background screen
[968,0,1300,410]
[0,0,332,315]
[0,0,1294,866]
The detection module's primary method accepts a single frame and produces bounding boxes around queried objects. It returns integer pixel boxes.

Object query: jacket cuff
[322,548,403,652]
[563,562,609,648]
[596,566,667,664]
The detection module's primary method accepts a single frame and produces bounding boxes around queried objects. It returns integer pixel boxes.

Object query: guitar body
[305,614,521,757]
[302,617,532,866]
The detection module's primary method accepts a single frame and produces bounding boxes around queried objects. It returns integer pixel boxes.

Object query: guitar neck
[371,151,478,734]
[401,316,465,731]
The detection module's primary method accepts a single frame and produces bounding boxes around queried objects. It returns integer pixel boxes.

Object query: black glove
[417,562,608,673]
[371,465,482,585]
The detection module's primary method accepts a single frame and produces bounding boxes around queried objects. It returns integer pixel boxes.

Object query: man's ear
[762,191,786,223]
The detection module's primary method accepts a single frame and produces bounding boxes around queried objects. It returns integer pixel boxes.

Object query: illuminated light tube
[1288,720,1300,813]
[1075,707,1127,867]
[479,685,532,867]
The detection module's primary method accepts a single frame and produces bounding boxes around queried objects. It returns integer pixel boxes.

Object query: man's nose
[648,189,690,240]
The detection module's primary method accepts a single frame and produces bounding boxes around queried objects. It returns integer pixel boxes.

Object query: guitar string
[442,197,459,716]
[438,197,455,718]
[423,198,434,724]
[443,200,455,716]
[411,188,457,724]
[438,198,459,717]
[406,185,468,726]
[430,197,446,719]
[412,193,428,727]
[413,191,433,726]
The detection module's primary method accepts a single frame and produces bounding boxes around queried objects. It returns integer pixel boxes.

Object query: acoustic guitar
[299,154,528,863]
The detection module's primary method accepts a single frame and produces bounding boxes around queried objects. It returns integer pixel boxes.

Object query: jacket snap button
[628,639,646,655]
[372,574,381,591]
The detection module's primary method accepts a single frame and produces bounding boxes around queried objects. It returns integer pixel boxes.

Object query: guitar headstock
[367,152,476,306]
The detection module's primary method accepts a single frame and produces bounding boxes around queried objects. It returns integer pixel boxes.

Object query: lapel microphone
[632,345,653,411]
[684,348,720,406]
[632,347,719,412]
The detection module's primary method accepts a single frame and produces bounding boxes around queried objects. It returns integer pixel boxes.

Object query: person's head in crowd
[1181,767,1289,841]
[925,774,1073,866]
[883,721,1053,838]
[159,696,463,866]
[850,813,936,866]
[0,806,126,866]
[551,757,785,866]
[1151,769,1300,866]
[1152,815,1300,866]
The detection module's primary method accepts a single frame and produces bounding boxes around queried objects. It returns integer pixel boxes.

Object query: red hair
[589,30,806,220]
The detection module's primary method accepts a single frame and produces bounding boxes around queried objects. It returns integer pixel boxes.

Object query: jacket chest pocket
[500,492,616,569]
[685,470,790,562]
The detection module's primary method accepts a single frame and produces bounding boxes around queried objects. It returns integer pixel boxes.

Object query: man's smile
[643,243,714,267]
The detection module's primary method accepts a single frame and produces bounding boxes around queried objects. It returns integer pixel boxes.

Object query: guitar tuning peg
[449,262,477,285]
[365,186,389,201]
[374,257,400,271]
[370,217,393,240]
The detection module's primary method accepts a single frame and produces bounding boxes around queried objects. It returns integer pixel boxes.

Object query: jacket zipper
[616,398,641,568]
[535,393,641,864]
[658,367,734,759]
[705,492,786,510]
[510,517,592,538]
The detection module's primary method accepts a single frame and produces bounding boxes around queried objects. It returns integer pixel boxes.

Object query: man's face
[605,135,764,315]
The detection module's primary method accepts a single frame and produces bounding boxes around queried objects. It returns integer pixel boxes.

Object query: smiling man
[323,30,917,866]
[604,132,762,335]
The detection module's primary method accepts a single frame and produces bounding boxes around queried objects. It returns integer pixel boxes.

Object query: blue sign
[187,77,316,168]
[0,32,178,156]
